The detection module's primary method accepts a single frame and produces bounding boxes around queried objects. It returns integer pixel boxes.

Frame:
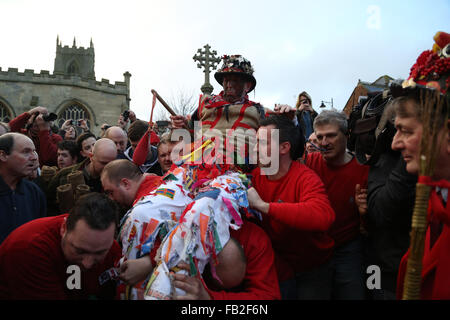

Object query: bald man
[0,133,46,243]
[46,138,117,216]
[104,126,128,156]
[172,221,280,300]
[170,237,247,300]
[202,238,247,291]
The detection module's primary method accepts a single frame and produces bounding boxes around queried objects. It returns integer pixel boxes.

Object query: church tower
[53,35,95,79]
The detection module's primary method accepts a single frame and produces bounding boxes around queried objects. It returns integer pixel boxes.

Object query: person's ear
[120,178,131,190]
[60,217,67,238]
[0,150,7,162]
[243,81,252,94]
[280,141,291,156]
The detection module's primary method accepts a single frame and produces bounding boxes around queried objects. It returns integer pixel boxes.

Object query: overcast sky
[1,0,449,121]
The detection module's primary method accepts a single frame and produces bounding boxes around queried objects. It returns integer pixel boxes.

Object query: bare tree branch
[153,88,198,121]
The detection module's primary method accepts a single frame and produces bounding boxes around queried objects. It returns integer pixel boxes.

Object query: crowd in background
[0,33,448,300]
[0,97,418,300]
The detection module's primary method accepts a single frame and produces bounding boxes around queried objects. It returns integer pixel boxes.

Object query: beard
[223,86,246,103]
[223,93,242,103]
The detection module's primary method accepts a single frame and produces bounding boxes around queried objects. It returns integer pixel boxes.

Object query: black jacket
[365,151,417,292]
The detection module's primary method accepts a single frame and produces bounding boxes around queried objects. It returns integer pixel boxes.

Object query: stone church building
[0,36,131,134]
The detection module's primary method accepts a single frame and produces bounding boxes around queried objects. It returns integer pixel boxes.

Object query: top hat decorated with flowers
[214,55,257,93]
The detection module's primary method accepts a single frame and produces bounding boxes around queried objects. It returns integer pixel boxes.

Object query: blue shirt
[0,176,47,244]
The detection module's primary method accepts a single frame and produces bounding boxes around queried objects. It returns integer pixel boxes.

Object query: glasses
[299,99,310,104]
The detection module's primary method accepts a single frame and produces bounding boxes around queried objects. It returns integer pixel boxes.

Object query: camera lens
[43,112,57,122]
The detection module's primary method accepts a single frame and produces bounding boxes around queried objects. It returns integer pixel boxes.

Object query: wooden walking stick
[402,90,446,300]
[151,89,189,129]
[151,89,177,116]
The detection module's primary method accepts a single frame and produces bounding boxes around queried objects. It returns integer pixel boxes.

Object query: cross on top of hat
[193,44,221,94]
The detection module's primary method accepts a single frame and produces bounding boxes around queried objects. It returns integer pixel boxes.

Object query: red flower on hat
[407,31,450,93]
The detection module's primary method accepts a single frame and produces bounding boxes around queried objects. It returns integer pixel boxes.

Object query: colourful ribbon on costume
[222,197,243,226]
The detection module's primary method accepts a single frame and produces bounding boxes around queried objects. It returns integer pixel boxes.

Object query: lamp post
[319,98,334,109]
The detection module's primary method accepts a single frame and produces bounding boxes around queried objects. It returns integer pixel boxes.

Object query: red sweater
[251,161,335,281]
[306,152,369,247]
[9,112,62,167]
[8,111,31,133]
[0,214,121,300]
[397,185,450,299]
[205,221,281,300]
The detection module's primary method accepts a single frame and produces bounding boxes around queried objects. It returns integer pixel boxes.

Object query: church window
[0,101,12,122]
[67,61,80,75]
[57,103,91,130]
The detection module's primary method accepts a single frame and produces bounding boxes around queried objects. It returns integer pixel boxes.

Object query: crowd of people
[0,31,448,300]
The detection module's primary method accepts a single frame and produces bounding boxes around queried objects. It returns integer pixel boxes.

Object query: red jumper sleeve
[9,112,31,133]
[268,169,335,232]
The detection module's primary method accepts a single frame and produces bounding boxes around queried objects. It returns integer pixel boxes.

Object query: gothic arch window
[57,102,91,133]
[67,60,80,75]
[0,100,13,122]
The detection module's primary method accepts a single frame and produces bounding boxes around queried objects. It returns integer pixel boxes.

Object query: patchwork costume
[117,170,193,300]
[117,55,280,300]
[145,166,250,300]
[118,155,252,299]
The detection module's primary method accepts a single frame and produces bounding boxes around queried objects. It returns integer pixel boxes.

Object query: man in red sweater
[306,110,369,299]
[9,106,62,167]
[245,115,335,299]
[0,192,122,299]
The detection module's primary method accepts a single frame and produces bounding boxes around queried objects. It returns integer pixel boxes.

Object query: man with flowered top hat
[171,54,299,167]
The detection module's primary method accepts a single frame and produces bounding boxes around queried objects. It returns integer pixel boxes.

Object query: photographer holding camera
[117,109,136,131]
[59,118,90,141]
[9,106,62,167]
